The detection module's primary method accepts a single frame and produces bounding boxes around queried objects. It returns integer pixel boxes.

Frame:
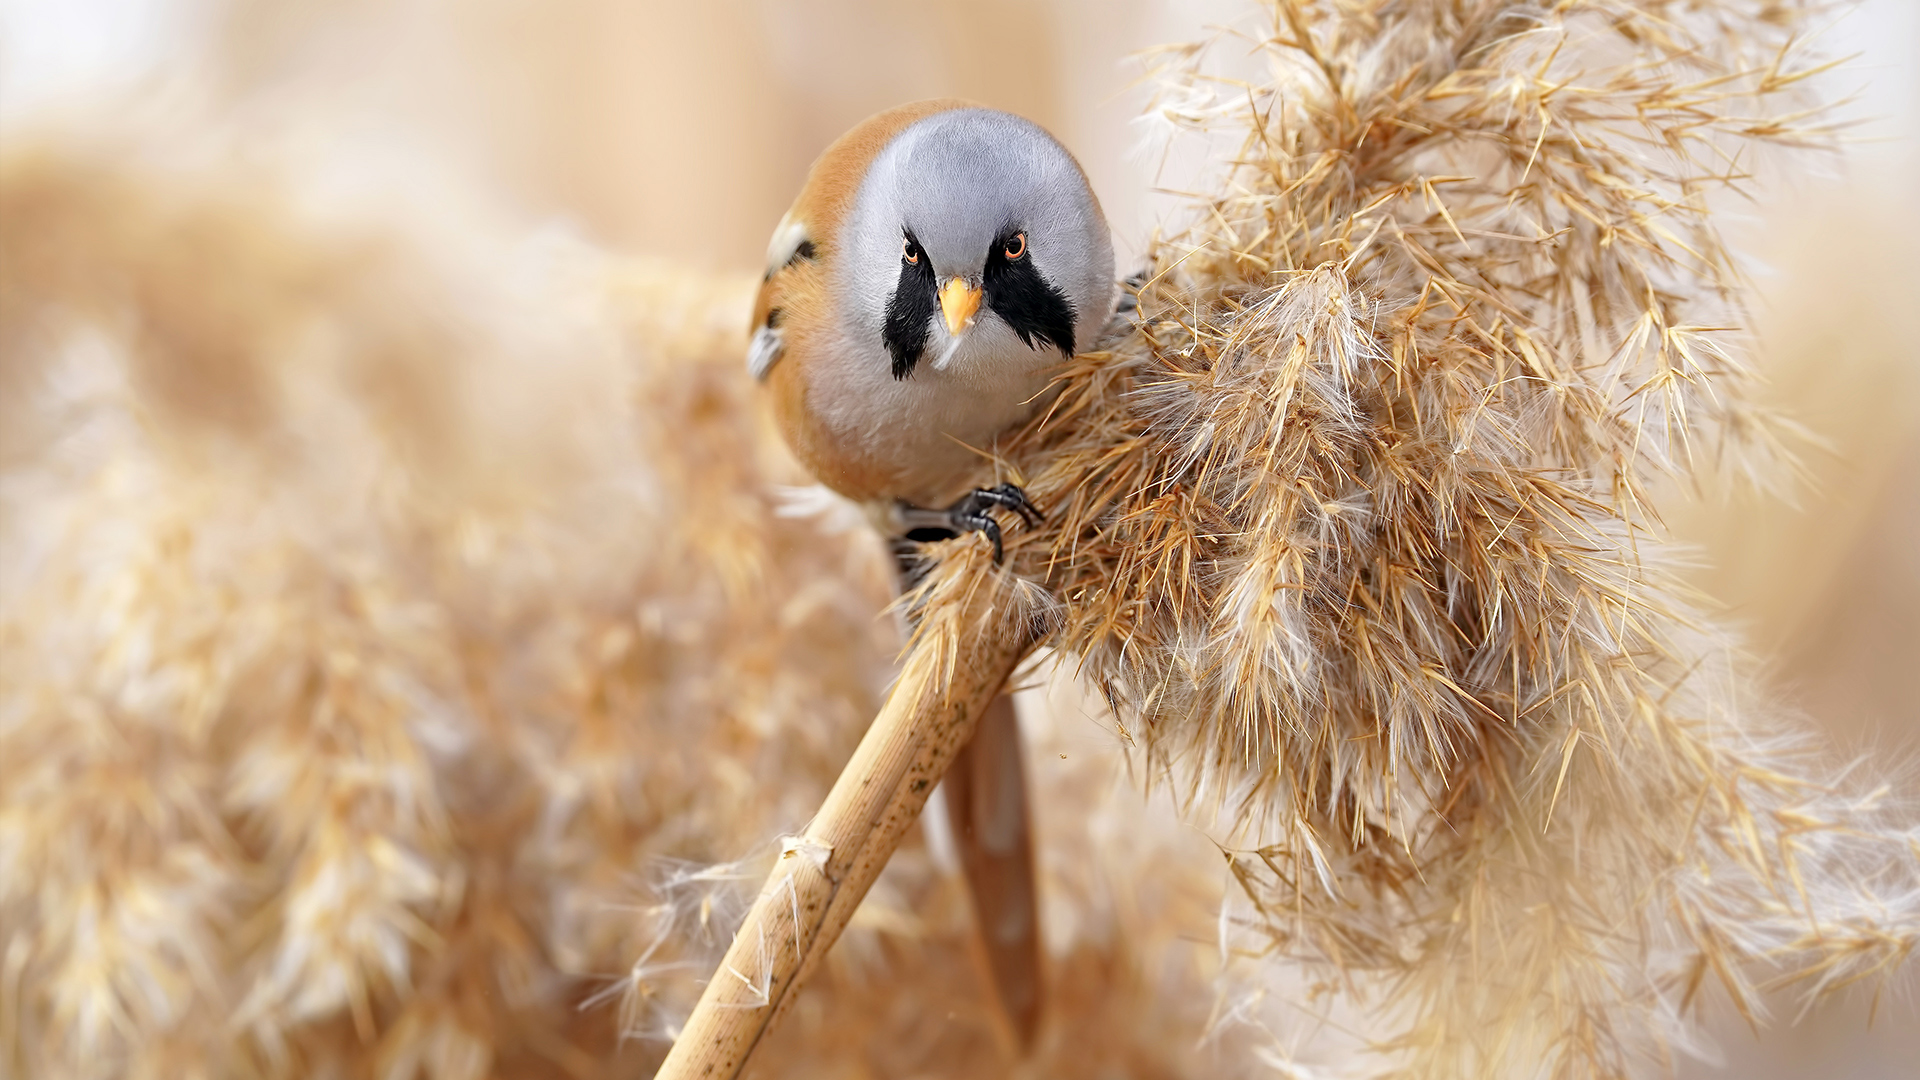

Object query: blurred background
[1,1,1915,1077]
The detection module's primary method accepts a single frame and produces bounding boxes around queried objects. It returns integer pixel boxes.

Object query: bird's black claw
[967,483,1043,529]
[945,483,1041,564]
[895,483,1042,567]
[954,509,1005,564]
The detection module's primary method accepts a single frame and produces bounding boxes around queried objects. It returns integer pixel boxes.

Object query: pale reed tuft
[902,1,1920,1075]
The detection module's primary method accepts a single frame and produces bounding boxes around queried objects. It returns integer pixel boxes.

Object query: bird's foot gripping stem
[896,483,1042,565]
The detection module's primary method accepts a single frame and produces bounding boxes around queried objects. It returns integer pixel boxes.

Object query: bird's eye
[1003,232,1027,260]
[902,236,921,265]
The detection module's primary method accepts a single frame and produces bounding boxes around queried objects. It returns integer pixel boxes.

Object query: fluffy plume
[911,1,1920,1075]
[4,1,1914,1078]
[0,141,895,1078]
[0,141,1248,1078]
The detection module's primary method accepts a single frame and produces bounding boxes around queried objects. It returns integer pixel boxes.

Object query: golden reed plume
[0,144,1220,1080]
[2,2,1915,1079]
[902,1,1920,1075]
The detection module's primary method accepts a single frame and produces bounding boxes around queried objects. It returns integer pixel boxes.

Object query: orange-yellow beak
[939,277,983,336]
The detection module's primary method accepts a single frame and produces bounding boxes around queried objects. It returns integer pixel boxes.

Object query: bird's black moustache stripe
[883,234,937,380]
[985,233,1076,358]
[884,228,1076,379]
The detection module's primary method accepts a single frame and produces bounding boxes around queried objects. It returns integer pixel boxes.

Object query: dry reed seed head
[0,142,896,1078]
[875,1,1920,1076]
[1,136,1247,1078]
[6,1,1914,1077]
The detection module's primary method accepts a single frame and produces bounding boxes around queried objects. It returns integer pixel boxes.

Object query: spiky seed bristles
[5,1,1915,1076]
[900,1,1920,1076]
[0,140,1247,1077]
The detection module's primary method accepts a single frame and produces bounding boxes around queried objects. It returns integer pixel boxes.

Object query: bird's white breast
[806,317,1057,508]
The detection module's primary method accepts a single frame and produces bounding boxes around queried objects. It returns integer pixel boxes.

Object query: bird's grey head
[838,108,1115,380]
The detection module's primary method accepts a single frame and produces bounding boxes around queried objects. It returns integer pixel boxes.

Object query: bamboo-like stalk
[654,573,1035,1080]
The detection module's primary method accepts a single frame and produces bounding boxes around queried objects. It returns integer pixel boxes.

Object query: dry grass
[0,140,1240,1078]
[890,1,1920,1076]
[3,1,1915,1078]
[0,141,898,1078]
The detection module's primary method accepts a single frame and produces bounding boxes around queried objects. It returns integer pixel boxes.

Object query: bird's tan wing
[944,691,1042,1048]
[747,98,979,383]
[746,211,812,380]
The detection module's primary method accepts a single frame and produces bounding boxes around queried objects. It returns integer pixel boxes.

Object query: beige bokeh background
[3,1,1915,1075]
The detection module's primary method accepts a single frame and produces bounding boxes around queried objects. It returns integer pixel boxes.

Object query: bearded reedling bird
[748,100,1117,1047]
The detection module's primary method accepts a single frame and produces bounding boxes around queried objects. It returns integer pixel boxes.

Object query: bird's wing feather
[748,213,809,381]
[747,99,977,383]
[745,323,784,381]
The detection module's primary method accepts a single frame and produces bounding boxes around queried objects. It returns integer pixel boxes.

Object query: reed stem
[654,576,1034,1079]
